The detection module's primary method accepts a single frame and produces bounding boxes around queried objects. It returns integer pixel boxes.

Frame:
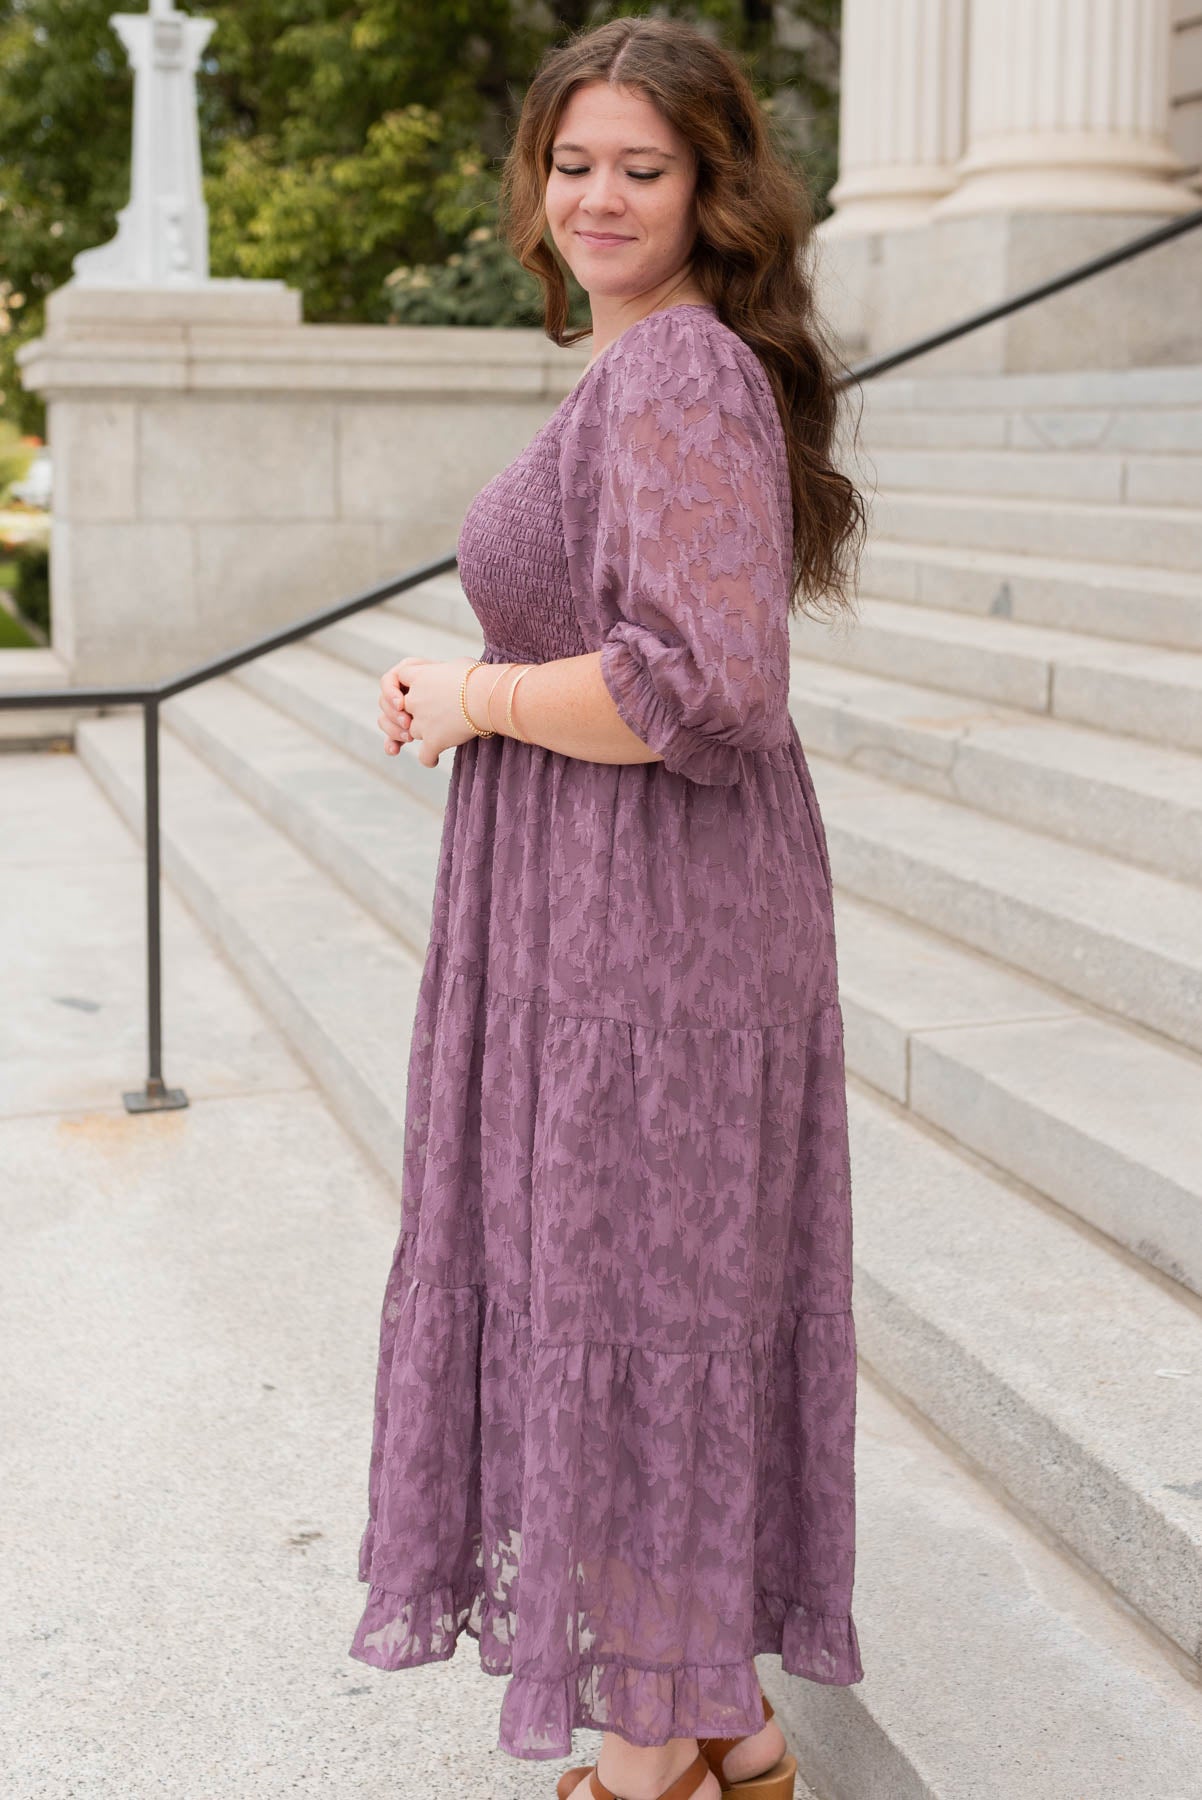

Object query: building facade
[816,0,1202,370]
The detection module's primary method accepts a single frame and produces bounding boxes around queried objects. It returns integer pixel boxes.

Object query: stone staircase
[72,360,1202,1798]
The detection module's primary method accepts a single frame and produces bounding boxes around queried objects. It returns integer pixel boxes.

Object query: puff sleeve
[591,318,794,787]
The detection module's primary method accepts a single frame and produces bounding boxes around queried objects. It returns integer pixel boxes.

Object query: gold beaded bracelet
[462,658,533,744]
[460,661,495,737]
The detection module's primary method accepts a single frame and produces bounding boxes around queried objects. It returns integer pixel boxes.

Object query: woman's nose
[578,173,626,215]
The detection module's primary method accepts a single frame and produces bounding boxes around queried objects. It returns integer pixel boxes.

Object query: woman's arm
[558,309,793,787]
[381,314,791,778]
[468,652,663,766]
[377,649,662,768]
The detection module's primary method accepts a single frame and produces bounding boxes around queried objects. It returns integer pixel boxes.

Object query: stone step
[0,645,79,746]
[152,633,1202,1300]
[301,593,1202,1048]
[808,753,1202,1055]
[789,596,1202,753]
[379,573,1202,766]
[72,694,1202,1796]
[133,652,1202,1301]
[785,1371,1202,1800]
[859,363,1202,412]
[226,598,1202,1271]
[786,656,1202,882]
[384,577,489,640]
[846,1080,1202,1675]
[857,536,1202,652]
[381,570,472,635]
[833,892,1202,1300]
[856,444,1202,508]
[74,695,1202,1671]
[379,571,1202,770]
[854,400,1202,454]
[233,636,456,810]
[110,626,1202,1303]
[73,709,422,1185]
[160,676,444,961]
[281,593,1202,1091]
[872,487,1202,572]
[313,604,478,680]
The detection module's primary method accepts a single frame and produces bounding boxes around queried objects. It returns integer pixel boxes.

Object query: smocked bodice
[456,410,588,667]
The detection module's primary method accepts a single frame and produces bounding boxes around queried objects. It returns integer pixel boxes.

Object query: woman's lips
[576,230,632,246]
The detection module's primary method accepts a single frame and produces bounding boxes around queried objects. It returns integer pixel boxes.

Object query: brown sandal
[556,1750,713,1800]
[698,1691,797,1798]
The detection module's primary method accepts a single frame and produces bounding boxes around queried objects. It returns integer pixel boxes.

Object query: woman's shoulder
[560,302,779,448]
[618,303,766,392]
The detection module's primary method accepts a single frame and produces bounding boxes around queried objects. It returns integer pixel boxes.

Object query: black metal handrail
[4,200,1202,1109]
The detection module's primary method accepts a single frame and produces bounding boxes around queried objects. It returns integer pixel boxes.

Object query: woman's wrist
[485,662,514,734]
[493,666,536,741]
[480,661,534,742]
[464,659,534,743]
[504,664,534,741]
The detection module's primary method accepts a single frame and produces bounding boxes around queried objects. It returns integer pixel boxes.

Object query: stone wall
[16,281,588,685]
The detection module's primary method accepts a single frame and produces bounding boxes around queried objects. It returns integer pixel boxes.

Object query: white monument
[73,0,216,287]
[15,0,567,688]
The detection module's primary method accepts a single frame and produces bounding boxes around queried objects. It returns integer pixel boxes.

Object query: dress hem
[348,1573,864,1762]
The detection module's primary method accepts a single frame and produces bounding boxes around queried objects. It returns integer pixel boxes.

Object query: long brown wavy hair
[498,15,865,623]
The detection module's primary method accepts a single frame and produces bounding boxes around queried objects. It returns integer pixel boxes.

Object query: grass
[0,557,39,647]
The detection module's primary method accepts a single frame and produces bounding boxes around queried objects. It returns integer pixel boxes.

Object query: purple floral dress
[349,302,864,1761]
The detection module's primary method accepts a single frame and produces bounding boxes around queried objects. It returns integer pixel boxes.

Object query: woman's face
[544,81,700,304]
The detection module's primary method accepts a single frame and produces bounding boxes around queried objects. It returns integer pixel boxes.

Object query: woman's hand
[378,655,497,768]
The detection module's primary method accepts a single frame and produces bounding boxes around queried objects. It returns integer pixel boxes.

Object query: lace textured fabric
[349,304,863,1762]
[590,309,794,785]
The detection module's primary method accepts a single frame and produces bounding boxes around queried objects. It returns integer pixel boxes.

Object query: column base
[813,205,1202,375]
[931,131,1198,218]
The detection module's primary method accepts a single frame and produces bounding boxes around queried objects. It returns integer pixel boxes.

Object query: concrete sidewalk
[0,748,599,1800]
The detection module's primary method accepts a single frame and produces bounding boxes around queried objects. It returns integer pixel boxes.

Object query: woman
[352,17,867,1800]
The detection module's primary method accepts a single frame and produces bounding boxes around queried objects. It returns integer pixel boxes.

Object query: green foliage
[0,594,38,649]
[0,419,34,501]
[0,535,50,637]
[383,147,592,328]
[207,101,455,320]
[0,1,841,431]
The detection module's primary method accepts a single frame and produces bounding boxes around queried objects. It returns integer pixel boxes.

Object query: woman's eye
[553,165,661,181]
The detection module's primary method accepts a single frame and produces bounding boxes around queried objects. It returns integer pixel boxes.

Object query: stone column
[934,0,1195,216]
[821,0,969,234]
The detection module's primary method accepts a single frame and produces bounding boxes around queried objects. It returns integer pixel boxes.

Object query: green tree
[0,1,840,436]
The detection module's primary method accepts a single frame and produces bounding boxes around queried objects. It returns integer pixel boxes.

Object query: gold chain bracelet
[485,662,514,733]
[507,664,533,743]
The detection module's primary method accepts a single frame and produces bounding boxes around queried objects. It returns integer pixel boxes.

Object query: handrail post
[123,696,188,1113]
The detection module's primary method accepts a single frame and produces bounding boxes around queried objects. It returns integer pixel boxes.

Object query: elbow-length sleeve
[568,311,794,788]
